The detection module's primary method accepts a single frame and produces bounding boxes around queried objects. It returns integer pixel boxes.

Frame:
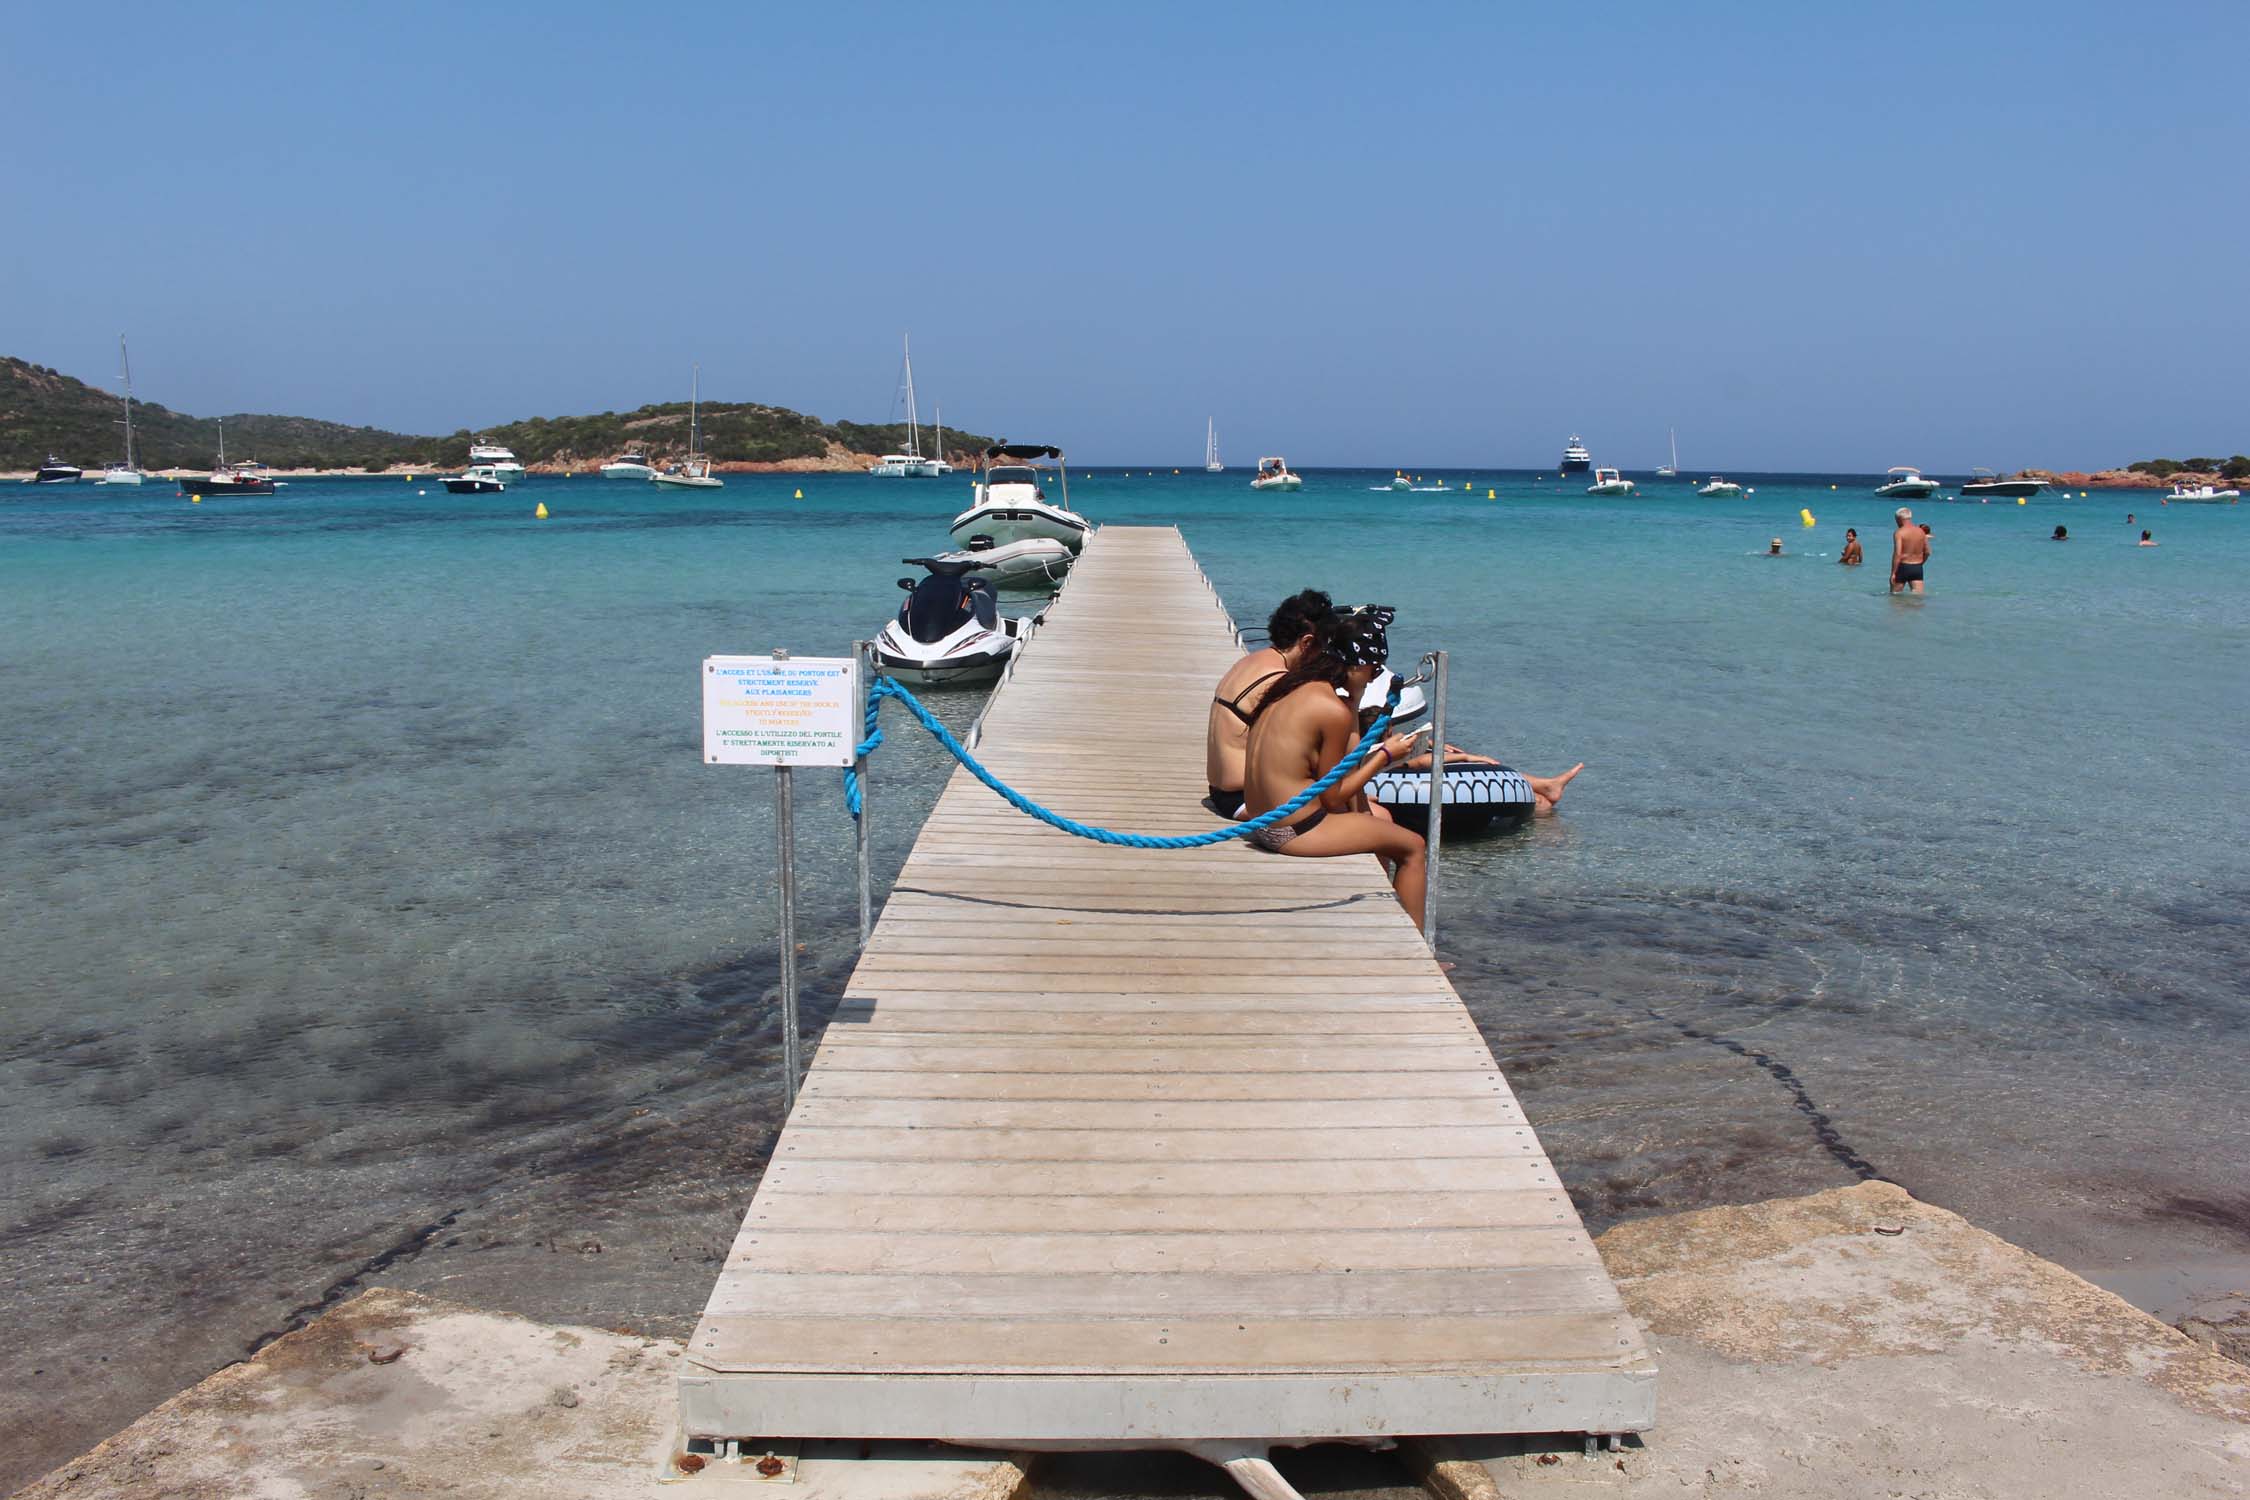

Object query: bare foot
[1529,762,1585,810]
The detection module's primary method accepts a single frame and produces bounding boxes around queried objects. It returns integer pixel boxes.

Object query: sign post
[852,640,874,949]
[1421,650,1448,954]
[703,649,861,1107]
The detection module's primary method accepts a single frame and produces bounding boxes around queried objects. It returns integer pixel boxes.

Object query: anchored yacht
[1558,436,1592,475]
[97,336,147,485]
[1875,467,1939,499]
[870,336,944,477]
[1586,467,1636,496]
[1959,468,2043,499]
[950,443,1089,550]
[186,419,280,495]
[443,465,509,494]
[649,364,725,489]
[30,455,82,484]
[600,452,657,480]
[2165,481,2241,502]
[468,440,526,481]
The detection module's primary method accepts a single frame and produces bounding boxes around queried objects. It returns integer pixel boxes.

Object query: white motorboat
[600,452,657,480]
[97,336,146,485]
[443,465,508,494]
[1250,455,1302,491]
[2166,481,2241,502]
[1655,427,1679,478]
[30,455,83,484]
[469,440,526,481]
[1586,467,1636,496]
[930,533,1076,590]
[1205,418,1224,473]
[869,335,944,476]
[1959,467,2043,499]
[1558,435,1592,475]
[950,443,1090,551]
[650,365,726,489]
[874,555,1044,687]
[1696,476,1744,497]
[1875,466,1939,499]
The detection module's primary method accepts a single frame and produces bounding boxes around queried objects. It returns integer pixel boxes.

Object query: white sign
[703,655,861,767]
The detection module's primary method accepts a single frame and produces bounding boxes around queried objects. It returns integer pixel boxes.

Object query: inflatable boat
[1367,761,1537,834]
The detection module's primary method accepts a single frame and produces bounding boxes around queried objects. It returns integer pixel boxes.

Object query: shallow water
[2,471,2245,1482]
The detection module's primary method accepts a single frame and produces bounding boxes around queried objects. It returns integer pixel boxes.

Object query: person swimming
[1240,607,1431,927]
[1206,589,1333,818]
[2052,525,2069,540]
[1840,528,1863,566]
[1768,537,1784,556]
[2140,530,2158,547]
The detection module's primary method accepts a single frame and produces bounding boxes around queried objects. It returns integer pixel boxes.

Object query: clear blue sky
[7,1,2244,469]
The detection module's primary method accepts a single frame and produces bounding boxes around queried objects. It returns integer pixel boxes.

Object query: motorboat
[950,443,1090,550]
[443,465,509,494]
[1875,466,1939,499]
[1250,455,1302,491]
[97,336,146,485]
[1959,467,2043,499]
[2166,481,2241,502]
[1388,472,1413,490]
[874,556,1044,687]
[185,419,281,495]
[929,533,1075,590]
[601,451,657,480]
[1204,418,1223,473]
[1655,427,1679,478]
[1558,435,1592,475]
[649,364,726,489]
[1696,476,1744,497]
[1586,467,1636,496]
[30,455,82,484]
[469,440,526,481]
[869,335,944,476]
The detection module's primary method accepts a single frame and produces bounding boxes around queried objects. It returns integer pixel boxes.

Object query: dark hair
[1247,615,1352,725]
[1265,589,1333,650]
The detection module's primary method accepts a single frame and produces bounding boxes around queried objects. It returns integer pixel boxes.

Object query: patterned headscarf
[1337,605,1395,668]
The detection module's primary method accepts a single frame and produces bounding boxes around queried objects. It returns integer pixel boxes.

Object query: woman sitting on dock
[1241,607,1433,928]
[1206,588,1335,818]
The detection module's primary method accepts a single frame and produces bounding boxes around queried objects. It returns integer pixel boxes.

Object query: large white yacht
[949,443,1090,551]
[1875,466,1939,499]
[1558,435,1592,475]
[468,440,525,481]
[600,451,657,480]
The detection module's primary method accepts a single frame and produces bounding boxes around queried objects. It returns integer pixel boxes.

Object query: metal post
[852,640,873,950]
[774,762,801,1107]
[1421,650,1448,953]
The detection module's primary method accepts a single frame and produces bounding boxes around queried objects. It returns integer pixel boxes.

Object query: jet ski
[874,556,1043,688]
[929,533,1075,590]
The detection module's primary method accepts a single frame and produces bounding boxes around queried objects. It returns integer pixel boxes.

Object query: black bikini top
[1213,670,1285,724]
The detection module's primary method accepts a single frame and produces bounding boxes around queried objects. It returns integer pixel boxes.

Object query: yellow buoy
[190,494,201,503]
[793,488,804,499]
[405,473,415,482]
[1800,508,1816,526]
[1487,488,1496,500]
[535,501,548,519]
[1830,483,1837,490]
[2017,496,2026,505]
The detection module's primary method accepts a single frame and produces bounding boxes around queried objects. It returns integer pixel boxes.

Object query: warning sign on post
[703,656,861,767]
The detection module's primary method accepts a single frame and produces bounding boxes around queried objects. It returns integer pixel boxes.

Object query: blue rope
[844,672,1397,849]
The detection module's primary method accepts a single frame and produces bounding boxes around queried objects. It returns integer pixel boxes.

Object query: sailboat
[97,336,146,485]
[929,405,953,475]
[1656,427,1679,479]
[869,336,943,477]
[650,365,725,489]
[1205,418,1223,473]
[190,416,281,495]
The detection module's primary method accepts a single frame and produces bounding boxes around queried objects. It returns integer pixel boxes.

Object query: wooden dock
[680,526,1654,1447]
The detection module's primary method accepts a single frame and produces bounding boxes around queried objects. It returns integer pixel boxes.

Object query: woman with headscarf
[1240,606,1433,928]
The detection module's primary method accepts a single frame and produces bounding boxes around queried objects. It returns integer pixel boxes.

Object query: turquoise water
[3,470,2246,1479]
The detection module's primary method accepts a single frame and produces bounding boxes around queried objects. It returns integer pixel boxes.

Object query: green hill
[1,355,992,472]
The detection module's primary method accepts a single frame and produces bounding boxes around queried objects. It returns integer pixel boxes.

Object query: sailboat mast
[119,336,137,469]
[690,364,701,459]
[933,404,944,465]
[902,335,920,459]
[1669,426,1678,471]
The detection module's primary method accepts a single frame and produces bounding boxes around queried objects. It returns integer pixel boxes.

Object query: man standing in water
[1891,507,1930,593]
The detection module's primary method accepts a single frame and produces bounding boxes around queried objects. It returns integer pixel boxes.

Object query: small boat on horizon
[869,335,943,477]
[1959,467,2043,499]
[1204,418,1224,473]
[186,418,281,495]
[1558,435,1592,476]
[1875,466,1940,500]
[1696,475,1744,497]
[97,336,147,486]
[650,365,725,489]
[2165,481,2241,502]
[1250,455,1302,491]
[951,443,1089,550]
[30,454,83,484]
[1655,427,1679,479]
[443,465,509,494]
[1586,467,1636,496]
